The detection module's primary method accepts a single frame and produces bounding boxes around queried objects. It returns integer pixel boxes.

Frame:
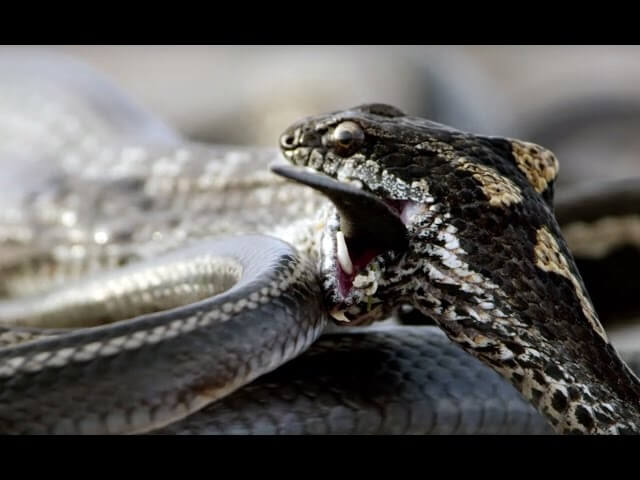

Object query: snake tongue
[270,165,409,255]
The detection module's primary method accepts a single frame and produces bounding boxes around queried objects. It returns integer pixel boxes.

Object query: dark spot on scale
[502,359,517,369]
[531,388,544,405]
[460,189,475,203]
[551,390,568,413]
[544,363,565,381]
[504,342,525,355]
[567,386,581,401]
[515,358,538,371]
[484,356,504,368]
[454,306,467,318]
[452,218,467,232]
[574,405,595,430]
[594,410,613,425]
[474,345,500,356]
[533,370,547,386]
[502,282,516,296]
[407,165,429,178]
[435,282,462,297]
[462,177,477,190]
[511,372,524,385]
[432,183,447,198]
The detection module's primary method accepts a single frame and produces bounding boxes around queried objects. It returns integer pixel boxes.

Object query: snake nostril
[301,132,321,145]
[280,133,296,149]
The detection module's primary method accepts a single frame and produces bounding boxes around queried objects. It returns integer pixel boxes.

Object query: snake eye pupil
[335,129,353,146]
[332,121,364,155]
[280,133,296,149]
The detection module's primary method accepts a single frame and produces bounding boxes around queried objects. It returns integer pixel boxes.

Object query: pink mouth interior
[336,247,383,298]
[335,199,412,299]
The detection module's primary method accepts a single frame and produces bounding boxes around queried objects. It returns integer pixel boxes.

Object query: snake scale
[1,51,640,435]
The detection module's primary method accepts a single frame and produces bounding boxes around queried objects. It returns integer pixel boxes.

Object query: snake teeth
[336,231,354,275]
[329,308,351,323]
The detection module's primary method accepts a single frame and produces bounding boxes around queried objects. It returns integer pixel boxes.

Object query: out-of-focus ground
[5,45,640,347]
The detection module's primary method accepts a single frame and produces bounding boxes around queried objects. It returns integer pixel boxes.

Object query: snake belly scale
[1,54,640,434]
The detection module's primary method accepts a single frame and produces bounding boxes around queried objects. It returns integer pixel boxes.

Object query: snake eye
[332,121,364,156]
[280,132,297,150]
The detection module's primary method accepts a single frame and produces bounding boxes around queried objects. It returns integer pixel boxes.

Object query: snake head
[273,105,566,327]
[274,104,640,434]
[273,103,464,324]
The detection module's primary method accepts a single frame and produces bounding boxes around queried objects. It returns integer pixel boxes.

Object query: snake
[1,50,640,435]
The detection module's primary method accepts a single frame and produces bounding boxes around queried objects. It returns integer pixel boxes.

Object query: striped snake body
[1,52,639,434]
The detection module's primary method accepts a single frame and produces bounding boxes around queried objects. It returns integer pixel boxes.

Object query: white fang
[336,231,354,275]
[329,308,351,323]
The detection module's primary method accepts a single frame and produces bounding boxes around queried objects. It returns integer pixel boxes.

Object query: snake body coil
[0,236,325,434]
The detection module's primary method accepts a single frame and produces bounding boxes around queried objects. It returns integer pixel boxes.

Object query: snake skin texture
[158,326,554,435]
[159,325,640,435]
[279,104,640,433]
[2,52,640,435]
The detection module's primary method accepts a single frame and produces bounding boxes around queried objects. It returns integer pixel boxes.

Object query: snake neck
[403,219,640,434]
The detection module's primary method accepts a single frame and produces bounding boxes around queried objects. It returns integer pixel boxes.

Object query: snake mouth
[332,198,411,298]
[335,229,381,297]
[271,164,411,322]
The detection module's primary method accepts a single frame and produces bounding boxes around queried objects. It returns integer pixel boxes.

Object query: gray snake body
[1,51,640,434]
[0,236,325,434]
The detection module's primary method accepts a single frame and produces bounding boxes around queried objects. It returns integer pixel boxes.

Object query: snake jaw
[271,163,411,317]
[319,202,426,326]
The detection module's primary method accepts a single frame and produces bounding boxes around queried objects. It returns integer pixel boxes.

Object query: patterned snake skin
[1,51,640,435]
